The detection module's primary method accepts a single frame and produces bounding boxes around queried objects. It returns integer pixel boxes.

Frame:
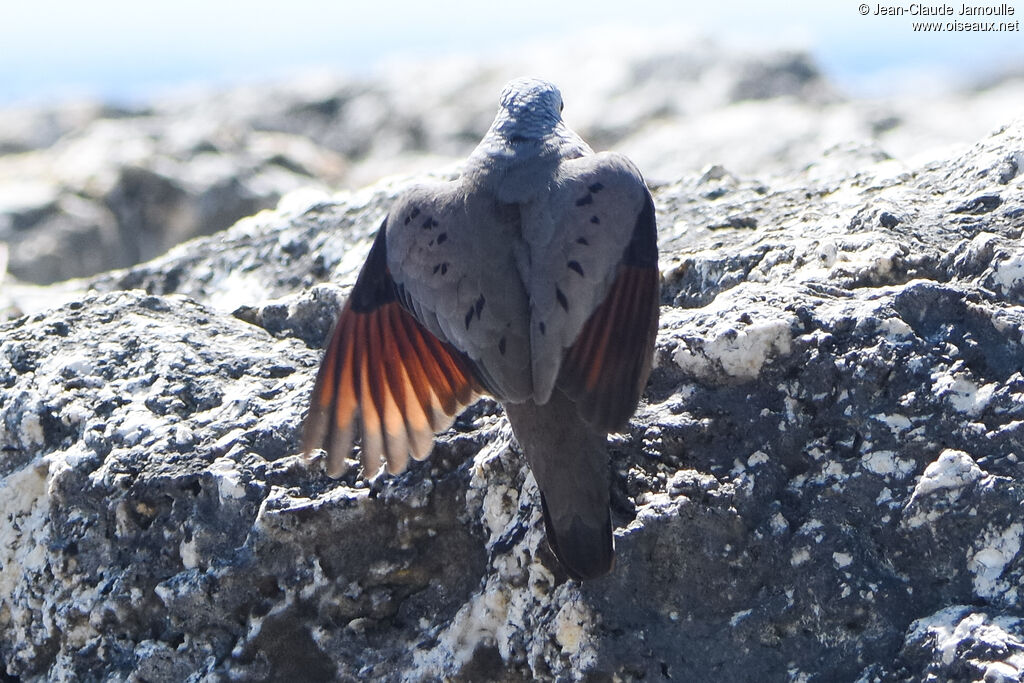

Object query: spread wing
[301,223,482,478]
[527,152,660,428]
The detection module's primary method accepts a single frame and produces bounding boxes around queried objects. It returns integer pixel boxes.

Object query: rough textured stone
[2,53,1024,681]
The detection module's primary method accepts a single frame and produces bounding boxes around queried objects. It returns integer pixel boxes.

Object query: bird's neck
[464,125,591,191]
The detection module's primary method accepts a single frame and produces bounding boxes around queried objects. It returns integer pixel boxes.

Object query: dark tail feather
[503,387,614,581]
[539,492,614,580]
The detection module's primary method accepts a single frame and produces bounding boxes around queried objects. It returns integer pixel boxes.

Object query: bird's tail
[503,387,614,580]
[537,489,614,580]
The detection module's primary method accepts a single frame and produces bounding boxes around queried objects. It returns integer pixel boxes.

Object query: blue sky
[1,0,1021,105]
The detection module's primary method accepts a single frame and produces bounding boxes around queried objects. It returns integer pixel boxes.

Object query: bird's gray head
[492,77,564,141]
[466,77,589,187]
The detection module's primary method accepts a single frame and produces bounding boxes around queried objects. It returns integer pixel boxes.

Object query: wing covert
[526,152,659,409]
[386,183,534,402]
[556,189,659,431]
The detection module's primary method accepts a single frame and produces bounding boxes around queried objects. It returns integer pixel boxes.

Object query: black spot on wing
[498,336,507,355]
[555,287,569,311]
[410,207,420,219]
[539,321,546,335]
[437,232,448,244]
[577,237,589,246]
[576,182,604,209]
[590,216,600,224]
[575,194,594,207]
[464,295,485,330]
[422,216,438,230]
[567,260,584,276]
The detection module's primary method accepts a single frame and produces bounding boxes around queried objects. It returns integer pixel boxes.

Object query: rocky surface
[3,41,1024,682]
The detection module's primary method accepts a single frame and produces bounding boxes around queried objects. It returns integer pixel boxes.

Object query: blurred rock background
[1,28,1022,291]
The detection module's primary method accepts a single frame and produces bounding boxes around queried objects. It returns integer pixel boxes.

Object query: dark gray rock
[2,86,1024,682]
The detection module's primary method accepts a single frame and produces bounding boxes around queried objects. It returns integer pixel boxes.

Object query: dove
[302,77,659,580]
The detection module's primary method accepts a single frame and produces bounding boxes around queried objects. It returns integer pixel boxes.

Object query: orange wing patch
[557,264,660,432]
[302,298,480,478]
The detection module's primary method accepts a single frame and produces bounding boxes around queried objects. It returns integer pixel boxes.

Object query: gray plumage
[304,77,660,580]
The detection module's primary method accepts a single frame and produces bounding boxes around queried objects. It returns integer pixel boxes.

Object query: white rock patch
[989,247,1024,294]
[861,450,916,479]
[912,450,984,499]
[903,450,985,528]
[907,606,1024,672]
[554,599,598,669]
[969,523,1023,604]
[0,462,50,609]
[931,369,996,416]
[675,316,793,380]
[209,457,247,501]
